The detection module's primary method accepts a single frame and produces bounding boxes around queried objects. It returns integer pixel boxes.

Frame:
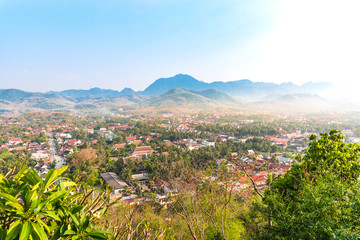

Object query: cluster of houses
[216,151,291,193]
[0,137,52,162]
[1,113,359,206]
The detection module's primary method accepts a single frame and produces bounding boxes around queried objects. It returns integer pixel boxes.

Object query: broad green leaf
[63,230,76,235]
[31,222,48,240]
[56,165,68,176]
[60,181,76,189]
[36,219,50,234]
[86,230,110,239]
[70,205,83,214]
[0,192,23,210]
[69,212,80,226]
[30,231,41,240]
[14,167,28,181]
[0,192,20,204]
[30,196,39,213]
[39,190,67,210]
[19,221,32,240]
[39,211,61,221]
[6,220,22,240]
[43,169,57,190]
[50,228,60,240]
[29,167,43,183]
[31,181,42,191]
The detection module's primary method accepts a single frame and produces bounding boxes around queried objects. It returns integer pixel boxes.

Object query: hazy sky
[1,0,359,93]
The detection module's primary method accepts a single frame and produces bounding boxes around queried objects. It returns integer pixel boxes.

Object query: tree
[170,170,247,240]
[68,148,101,183]
[258,130,360,239]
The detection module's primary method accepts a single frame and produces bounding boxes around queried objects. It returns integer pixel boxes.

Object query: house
[1,143,9,149]
[31,151,50,161]
[252,175,267,185]
[201,140,215,147]
[131,146,154,157]
[126,136,136,144]
[132,173,149,185]
[84,129,94,134]
[100,172,128,194]
[133,140,142,146]
[13,147,26,151]
[58,133,72,139]
[67,139,81,146]
[10,138,22,145]
[113,143,126,150]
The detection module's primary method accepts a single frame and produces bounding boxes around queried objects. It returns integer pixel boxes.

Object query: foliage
[0,149,35,175]
[170,170,247,240]
[67,148,102,184]
[0,164,112,240]
[258,130,360,239]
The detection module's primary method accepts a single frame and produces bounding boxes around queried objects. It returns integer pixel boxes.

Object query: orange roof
[114,143,125,148]
[14,147,26,151]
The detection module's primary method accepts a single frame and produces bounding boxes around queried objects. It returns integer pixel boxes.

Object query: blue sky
[1,0,359,94]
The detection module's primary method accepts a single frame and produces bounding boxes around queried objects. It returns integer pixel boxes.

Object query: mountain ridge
[1,74,333,99]
[0,74,338,114]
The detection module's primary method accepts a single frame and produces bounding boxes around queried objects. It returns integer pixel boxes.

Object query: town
[1,111,359,205]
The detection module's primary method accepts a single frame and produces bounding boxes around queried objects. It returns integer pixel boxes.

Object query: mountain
[119,88,136,96]
[143,74,334,99]
[146,88,240,110]
[0,74,339,114]
[0,89,35,102]
[188,89,237,104]
[142,74,208,95]
[58,87,124,102]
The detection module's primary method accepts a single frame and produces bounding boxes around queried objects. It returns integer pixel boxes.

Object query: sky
[0,0,360,94]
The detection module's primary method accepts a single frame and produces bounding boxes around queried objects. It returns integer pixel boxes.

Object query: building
[100,172,128,194]
[132,173,149,185]
[131,146,154,157]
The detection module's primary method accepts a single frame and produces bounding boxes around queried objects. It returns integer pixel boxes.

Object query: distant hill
[143,74,334,99]
[0,89,34,102]
[58,87,124,102]
[146,88,239,110]
[119,88,136,96]
[0,87,144,114]
[142,74,208,95]
[188,89,238,104]
[0,74,340,114]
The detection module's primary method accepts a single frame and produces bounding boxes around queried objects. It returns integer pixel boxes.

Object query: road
[48,132,66,169]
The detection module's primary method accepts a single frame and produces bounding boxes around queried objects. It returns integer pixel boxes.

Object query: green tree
[258,130,360,239]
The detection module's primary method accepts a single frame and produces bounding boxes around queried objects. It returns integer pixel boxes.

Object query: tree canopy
[259,130,360,239]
